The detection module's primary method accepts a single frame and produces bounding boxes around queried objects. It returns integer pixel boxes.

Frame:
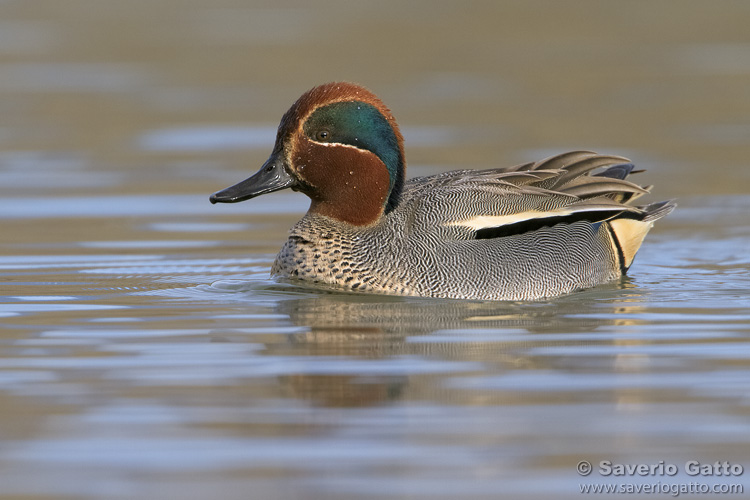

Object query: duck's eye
[315,129,330,141]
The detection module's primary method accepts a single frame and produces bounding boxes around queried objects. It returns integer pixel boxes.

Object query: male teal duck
[210,82,674,300]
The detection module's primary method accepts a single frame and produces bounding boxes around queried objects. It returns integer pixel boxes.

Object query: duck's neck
[384,153,404,214]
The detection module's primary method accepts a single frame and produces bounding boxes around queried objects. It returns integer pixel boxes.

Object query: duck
[210,82,675,300]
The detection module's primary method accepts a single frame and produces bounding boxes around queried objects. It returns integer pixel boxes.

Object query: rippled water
[2,2,750,499]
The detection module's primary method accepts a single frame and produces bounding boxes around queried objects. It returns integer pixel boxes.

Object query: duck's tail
[608,200,676,271]
[641,199,677,222]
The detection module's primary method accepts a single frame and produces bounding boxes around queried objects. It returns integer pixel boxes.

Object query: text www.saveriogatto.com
[578,460,745,497]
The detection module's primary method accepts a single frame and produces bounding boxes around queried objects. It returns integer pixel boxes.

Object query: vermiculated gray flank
[272,152,674,300]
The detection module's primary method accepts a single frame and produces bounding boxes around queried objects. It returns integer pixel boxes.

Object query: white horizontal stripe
[446,206,622,231]
[446,209,574,231]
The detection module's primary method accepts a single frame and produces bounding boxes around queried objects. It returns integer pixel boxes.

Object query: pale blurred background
[2,0,749,203]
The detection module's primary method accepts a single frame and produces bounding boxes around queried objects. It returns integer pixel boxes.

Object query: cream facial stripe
[311,141,362,150]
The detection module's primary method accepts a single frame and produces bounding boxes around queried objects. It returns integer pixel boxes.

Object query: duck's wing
[403,151,675,242]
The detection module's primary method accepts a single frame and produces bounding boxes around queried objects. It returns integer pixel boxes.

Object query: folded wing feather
[435,151,657,239]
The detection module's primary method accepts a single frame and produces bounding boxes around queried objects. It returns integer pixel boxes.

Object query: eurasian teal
[210,82,674,300]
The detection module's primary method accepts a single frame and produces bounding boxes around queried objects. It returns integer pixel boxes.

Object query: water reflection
[221,283,644,407]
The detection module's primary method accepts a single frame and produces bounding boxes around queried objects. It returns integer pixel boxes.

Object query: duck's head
[210,82,405,226]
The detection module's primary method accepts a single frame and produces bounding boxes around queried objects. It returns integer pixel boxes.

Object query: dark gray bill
[210,155,295,204]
